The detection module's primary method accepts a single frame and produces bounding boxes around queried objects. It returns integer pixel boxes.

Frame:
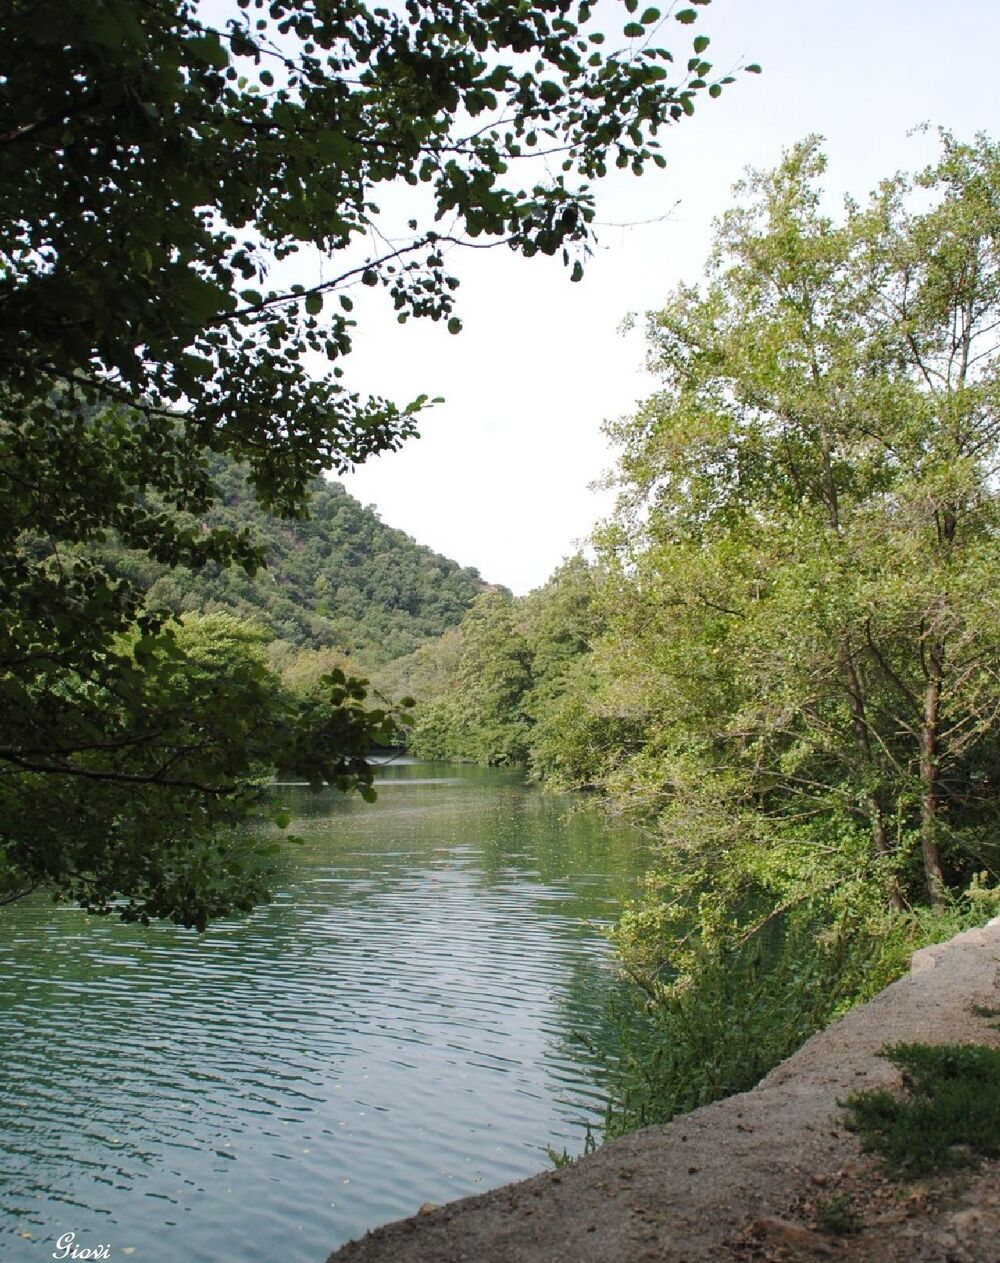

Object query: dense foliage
[409,132,1000,1130]
[594,132,1000,921]
[372,134,1000,919]
[108,456,487,664]
[404,556,608,770]
[599,883,1000,1134]
[0,612,395,927]
[1,0,736,923]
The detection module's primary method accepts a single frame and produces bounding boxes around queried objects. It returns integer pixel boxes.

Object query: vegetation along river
[0,761,650,1263]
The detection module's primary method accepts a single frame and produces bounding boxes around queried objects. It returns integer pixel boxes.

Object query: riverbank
[328,916,1000,1263]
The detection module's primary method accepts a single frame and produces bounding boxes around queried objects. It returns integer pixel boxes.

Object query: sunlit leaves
[593,131,1000,929]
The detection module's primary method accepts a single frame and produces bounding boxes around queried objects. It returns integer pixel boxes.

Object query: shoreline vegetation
[382,132,1000,1140]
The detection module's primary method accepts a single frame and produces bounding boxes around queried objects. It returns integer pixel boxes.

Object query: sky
[336,0,1000,594]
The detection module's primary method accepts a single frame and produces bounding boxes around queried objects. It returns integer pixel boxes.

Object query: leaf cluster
[0,612,400,927]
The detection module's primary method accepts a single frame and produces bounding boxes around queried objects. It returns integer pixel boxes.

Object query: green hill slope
[107,458,488,665]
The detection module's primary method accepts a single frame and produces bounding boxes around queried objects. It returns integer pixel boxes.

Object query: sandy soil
[326,917,1000,1263]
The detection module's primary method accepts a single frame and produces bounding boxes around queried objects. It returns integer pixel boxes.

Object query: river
[0,761,649,1263]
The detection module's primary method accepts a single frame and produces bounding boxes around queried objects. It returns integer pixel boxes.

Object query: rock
[754,1218,837,1256]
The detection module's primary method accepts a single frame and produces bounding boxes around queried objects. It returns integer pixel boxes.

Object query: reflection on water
[0,763,648,1263]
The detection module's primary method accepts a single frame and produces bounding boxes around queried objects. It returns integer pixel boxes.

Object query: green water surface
[0,762,648,1263]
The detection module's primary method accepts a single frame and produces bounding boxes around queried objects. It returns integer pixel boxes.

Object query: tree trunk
[840,641,904,911]
[920,642,947,908]
[869,793,905,911]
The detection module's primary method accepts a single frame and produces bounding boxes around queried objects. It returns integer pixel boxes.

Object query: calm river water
[0,762,649,1263]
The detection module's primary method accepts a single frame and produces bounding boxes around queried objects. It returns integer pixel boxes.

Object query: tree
[591,133,1000,940]
[0,613,390,927]
[410,589,533,764]
[2,0,738,514]
[401,558,611,769]
[0,0,742,923]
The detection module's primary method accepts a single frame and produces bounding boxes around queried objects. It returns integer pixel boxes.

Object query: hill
[106,457,489,665]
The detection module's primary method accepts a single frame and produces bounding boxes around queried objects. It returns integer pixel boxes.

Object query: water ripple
[0,765,647,1263]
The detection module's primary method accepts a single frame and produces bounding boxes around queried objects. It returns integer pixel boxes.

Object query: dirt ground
[325,916,1000,1263]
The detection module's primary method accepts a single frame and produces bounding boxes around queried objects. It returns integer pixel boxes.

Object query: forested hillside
[104,457,488,665]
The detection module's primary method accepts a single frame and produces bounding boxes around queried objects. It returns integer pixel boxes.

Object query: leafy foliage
[0,613,397,928]
[404,556,608,766]
[599,883,1000,1137]
[567,131,1000,1135]
[2,0,737,517]
[3,0,738,922]
[400,133,1000,1135]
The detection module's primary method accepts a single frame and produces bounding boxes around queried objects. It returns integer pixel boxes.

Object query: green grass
[815,1194,863,1237]
[844,1042,1000,1176]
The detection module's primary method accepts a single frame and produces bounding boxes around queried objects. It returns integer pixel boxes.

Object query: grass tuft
[815,1193,863,1237]
[844,1042,1000,1176]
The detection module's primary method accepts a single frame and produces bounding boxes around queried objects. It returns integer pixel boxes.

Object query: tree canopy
[596,132,1000,924]
[3,0,738,513]
[0,0,738,924]
[405,133,1000,1130]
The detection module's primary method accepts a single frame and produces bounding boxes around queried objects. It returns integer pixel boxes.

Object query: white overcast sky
[335,0,1000,594]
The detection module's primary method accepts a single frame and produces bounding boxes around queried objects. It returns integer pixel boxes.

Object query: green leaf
[185,33,229,69]
[693,34,710,53]
[624,21,644,37]
[0,0,754,932]
[675,9,698,23]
